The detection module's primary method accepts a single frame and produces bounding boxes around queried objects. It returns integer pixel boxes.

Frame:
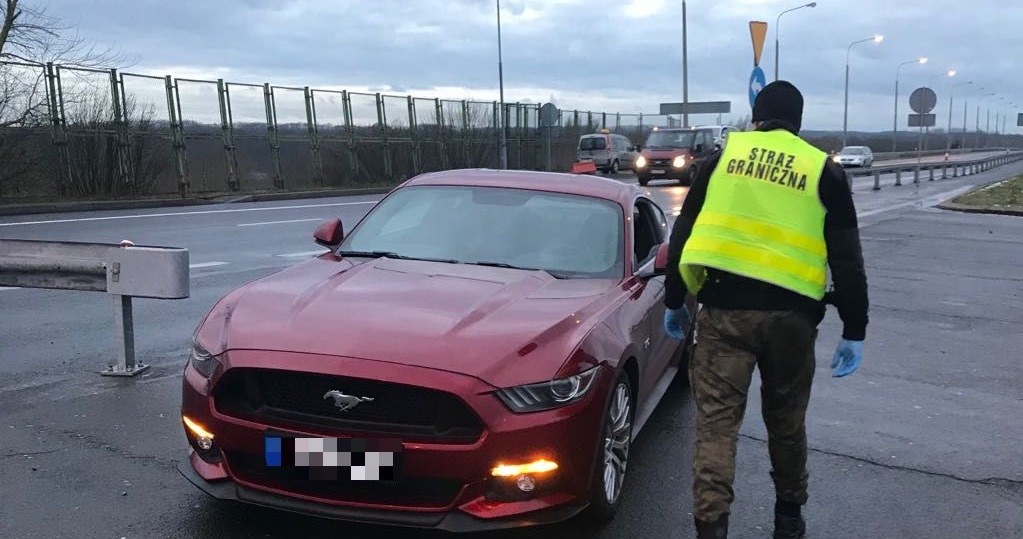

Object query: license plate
[651,170,666,175]
[264,433,402,481]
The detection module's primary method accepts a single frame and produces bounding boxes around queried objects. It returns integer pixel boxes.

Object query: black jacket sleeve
[664,152,720,309]
[819,161,869,340]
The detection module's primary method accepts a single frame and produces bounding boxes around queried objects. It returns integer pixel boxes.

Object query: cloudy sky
[42,0,1022,131]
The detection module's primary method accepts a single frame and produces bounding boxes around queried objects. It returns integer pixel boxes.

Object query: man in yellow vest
[662,81,869,539]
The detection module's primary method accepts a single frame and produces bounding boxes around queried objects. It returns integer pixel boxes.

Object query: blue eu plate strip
[265,436,282,467]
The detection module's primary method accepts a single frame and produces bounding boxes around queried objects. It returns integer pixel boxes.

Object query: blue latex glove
[663,306,691,341]
[831,340,863,377]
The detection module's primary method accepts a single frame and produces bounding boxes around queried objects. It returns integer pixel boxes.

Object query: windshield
[841,147,867,155]
[579,136,607,151]
[341,186,624,279]
[644,130,697,149]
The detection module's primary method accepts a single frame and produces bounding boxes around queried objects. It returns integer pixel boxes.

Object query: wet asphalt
[1,163,1021,538]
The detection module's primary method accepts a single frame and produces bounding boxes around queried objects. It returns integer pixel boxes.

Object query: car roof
[402,169,643,204]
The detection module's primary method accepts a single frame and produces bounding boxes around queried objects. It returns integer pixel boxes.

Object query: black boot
[773,501,806,539]
[695,514,729,539]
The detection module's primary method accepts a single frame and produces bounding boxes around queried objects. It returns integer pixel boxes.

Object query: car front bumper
[180,351,610,531]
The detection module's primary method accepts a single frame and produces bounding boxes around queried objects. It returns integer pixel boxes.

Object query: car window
[645,130,697,149]
[633,200,662,269]
[580,137,607,151]
[343,185,625,279]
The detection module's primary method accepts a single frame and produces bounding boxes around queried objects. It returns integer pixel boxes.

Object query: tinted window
[343,186,624,279]
[644,130,697,149]
[580,136,607,151]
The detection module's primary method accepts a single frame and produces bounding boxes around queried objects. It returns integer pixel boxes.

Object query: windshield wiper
[470,261,574,279]
[336,250,458,264]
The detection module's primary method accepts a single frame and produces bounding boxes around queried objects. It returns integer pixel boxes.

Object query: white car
[833,146,874,167]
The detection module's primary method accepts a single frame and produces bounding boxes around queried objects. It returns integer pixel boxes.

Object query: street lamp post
[682,0,689,127]
[843,35,884,148]
[947,81,971,149]
[496,0,507,169]
[892,57,928,151]
[774,2,817,81]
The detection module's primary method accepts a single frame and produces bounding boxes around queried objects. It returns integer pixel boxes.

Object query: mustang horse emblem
[323,390,374,412]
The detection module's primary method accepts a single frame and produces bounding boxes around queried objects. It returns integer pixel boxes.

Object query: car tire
[585,370,634,523]
[610,160,620,175]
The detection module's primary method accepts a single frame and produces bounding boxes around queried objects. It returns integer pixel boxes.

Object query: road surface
[1,161,1021,538]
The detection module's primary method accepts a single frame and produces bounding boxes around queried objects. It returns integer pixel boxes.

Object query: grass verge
[949,175,1023,213]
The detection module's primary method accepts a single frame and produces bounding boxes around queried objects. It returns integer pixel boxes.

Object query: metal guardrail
[843,150,1023,191]
[0,239,189,377]
[870,147,1008,162]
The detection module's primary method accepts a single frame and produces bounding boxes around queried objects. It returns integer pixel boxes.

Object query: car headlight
[672,155,686,168]
[832,156,841,163]
[495,365,602,413]
[635,156,647,168]
[189,340,221,378]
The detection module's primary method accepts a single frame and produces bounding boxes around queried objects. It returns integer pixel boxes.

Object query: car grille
[649,159,671,167]
[225,450,463,508]
[214,368,484,443]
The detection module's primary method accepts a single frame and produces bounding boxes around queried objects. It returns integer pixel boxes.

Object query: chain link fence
[0,60,684,201]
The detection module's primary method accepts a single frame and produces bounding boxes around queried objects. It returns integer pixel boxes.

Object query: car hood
[200,256,620,388]
[641,148,692,159]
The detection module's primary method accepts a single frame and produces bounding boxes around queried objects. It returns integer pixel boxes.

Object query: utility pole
[496,0,507,169]
[682,0,689,127]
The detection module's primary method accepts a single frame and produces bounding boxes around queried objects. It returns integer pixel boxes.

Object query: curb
[936,201,1023,217]
[936,177,1023,217]
[0,186,396,217]
[0,197,215,217]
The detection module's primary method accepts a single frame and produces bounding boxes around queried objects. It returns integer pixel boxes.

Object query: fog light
[182,415,214,450]
[516,474,536,492]
[491,459,558,477]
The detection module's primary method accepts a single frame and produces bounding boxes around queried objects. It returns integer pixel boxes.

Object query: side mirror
[653,243,669,273]
[313,218,344,249]
[640,243,670,280]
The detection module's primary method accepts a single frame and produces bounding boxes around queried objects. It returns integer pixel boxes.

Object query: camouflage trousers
[688,307,818,522]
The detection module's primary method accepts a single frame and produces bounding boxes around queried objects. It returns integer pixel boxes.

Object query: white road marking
[0,200,379,227]
[275,250,327,258]
[237,218,323,227]
[0,286,20,291]
[857,186,973,218]
[189,262,229,269]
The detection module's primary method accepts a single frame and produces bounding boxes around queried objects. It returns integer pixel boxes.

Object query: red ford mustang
[179,169,692,531]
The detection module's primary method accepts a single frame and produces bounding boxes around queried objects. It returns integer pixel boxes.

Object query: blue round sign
[749,66,767,109]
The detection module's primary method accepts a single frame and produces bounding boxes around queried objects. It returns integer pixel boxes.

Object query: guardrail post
[102,294,150,377]
[913,167,920,184]
[942,165,947,179]
[872,170,881,191]
[895,170,902,186]
[953,164,959,178]
[929,167,935,181]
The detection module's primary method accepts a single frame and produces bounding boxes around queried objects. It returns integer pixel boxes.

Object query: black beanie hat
[752,80,804,132]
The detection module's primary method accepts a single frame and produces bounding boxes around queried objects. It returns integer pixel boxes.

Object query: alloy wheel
[602,381,632,504]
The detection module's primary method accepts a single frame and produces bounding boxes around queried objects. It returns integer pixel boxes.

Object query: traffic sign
[908,114,936,127]
[909,87,937,114]
[539,103,559,127]
[749,66,766,108]
[659,101,731,115]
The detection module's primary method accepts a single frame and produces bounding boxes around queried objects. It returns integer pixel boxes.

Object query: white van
[576,130,639,174]
[695,125,731,149]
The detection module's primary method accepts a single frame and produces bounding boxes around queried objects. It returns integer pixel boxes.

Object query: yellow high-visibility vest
[679,129,829,300]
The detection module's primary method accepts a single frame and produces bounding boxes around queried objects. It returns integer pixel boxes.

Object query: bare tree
[0,0,125,195]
